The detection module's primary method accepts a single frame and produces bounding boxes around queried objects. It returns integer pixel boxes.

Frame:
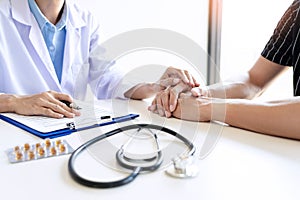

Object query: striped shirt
[261,0,300,96]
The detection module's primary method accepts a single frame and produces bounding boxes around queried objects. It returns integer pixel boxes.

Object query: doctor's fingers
[157,78,180,88]
[191,87,209,97]
[168,82,192,112]
[41,91,80,116]
[148,91,172,117]
[44,91,74,106]
[165,67,200,87]
[28,98,75,118]
[148,83,191,116]
[12,98,64,119]
[25,93,76,118]
[181,69,200,87]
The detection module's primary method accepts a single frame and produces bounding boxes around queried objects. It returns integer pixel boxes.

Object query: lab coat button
[49,46,55,51]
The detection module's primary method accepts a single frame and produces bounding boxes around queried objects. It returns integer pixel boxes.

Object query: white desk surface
[1,99,300,200]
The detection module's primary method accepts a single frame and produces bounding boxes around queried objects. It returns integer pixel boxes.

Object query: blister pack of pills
[5,139,74,163]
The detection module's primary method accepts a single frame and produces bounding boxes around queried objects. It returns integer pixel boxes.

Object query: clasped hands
[148,67,211,121]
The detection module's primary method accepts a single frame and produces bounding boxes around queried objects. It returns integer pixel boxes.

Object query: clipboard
[0,113,139,139]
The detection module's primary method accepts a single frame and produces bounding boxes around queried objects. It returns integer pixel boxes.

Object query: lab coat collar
[10,0,86,37]
[61,0,87,88]
[11,0,59,89]
[11,0,82,28]
[10,0,88,91]
[67,0,86,29]
[11,0,32,26]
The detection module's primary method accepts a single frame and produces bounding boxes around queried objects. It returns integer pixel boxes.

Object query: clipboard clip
[65,114,140,132]
[66,122,76,130]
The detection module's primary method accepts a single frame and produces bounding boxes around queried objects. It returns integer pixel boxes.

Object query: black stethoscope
[68,124,196,188]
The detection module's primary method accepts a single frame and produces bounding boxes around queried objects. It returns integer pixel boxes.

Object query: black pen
[60,100,81,110]
[100,115,111,120]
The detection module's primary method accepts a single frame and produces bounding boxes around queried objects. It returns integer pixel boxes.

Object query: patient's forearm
[207,57,287,100]
[222,98,300,140]
[206,81,261,99]
[206,72,262,99]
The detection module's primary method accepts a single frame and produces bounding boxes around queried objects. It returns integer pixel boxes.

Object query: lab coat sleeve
[87,19,132,99]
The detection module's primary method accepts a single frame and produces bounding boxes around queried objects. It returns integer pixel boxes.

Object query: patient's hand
[148,67,200,117]
[148,82,192,117]
[172,93,212,122]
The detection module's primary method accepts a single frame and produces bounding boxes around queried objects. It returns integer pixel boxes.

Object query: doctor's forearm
[124,83,162,100]
[220,99,300,140]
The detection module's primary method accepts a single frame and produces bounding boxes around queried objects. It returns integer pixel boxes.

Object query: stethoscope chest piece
[165,155,199,178]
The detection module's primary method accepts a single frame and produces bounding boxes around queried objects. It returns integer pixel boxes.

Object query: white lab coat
[0,0,125,100]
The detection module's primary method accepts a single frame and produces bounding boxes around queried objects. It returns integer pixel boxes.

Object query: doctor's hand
[159,67,200,88]
[8,91,80,118]
[190,87,210,97]
[124,66,200,101]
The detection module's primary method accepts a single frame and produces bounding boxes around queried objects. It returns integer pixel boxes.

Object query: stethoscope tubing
[68,124,195,188]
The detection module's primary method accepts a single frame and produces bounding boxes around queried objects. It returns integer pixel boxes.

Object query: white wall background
[76,0,209,84]
[76,0,293,99]
[77,0,207,46]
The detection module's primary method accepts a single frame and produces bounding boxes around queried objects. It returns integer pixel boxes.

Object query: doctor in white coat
[0,0,198,119]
